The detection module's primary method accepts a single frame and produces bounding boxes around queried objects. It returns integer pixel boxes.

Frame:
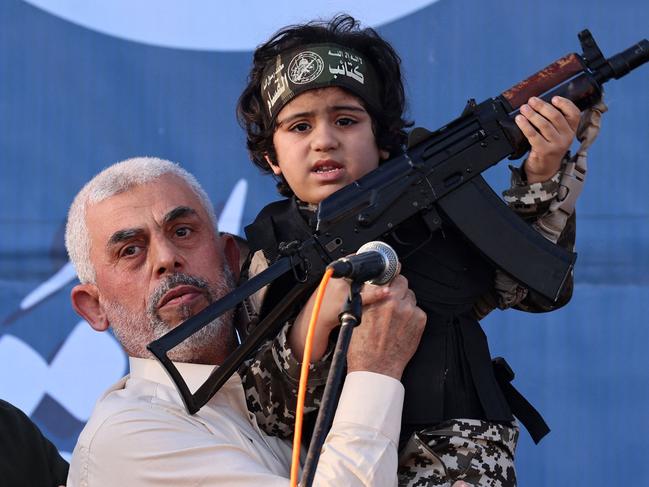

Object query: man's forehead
[86,174,208,237]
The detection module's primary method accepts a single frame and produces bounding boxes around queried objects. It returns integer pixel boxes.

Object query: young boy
[237,15,596,487]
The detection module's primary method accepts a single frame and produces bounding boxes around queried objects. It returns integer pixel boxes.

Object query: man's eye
[175,226,192,238]
[290,122,311,133]
[120,245,142,257]
[336,117,356,127]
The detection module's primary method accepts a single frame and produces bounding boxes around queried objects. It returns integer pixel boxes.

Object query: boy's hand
[289,277,393,362]
[515,96,581,184]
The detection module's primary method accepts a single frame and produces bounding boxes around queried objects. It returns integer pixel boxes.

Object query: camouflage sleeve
[473,101,607,318]
[238,320,332,439]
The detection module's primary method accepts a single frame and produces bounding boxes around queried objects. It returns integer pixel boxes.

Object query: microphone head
[356,241,399,285]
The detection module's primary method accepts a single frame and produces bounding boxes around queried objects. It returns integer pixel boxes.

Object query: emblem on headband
[288,51,324,84]
[260,43,382,122]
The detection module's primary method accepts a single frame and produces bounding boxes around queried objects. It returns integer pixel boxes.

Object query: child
[237,15,593,487]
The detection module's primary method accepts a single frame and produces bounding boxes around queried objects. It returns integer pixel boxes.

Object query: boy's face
[267,87,388,204]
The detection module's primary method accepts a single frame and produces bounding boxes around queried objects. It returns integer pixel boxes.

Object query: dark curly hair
[237,14,411,197]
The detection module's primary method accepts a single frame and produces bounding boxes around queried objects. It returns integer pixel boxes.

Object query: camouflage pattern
[238,321,331,438]
[504,100,606,241]
[536,101,607,244]
[502,166,562,215]
[398,419,519,487]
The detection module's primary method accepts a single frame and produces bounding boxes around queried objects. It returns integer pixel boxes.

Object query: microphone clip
[339,280,365,326]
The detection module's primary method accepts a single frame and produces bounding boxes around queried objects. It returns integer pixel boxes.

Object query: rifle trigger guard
[422,207,443,233]
[390,207,442,261]
[278,240,309,283]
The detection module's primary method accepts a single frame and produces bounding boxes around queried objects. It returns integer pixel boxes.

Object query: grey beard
[147,272,213,339]
[106,268,236,363]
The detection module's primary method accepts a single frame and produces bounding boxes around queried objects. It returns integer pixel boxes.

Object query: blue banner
[1,1,647,484]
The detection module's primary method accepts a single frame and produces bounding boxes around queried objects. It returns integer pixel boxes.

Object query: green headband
[260,43,382,122]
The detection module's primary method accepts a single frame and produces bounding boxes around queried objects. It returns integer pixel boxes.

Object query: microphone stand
[301,280,364,487]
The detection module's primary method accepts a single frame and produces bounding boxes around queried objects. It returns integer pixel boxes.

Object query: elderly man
[65,157,427,486]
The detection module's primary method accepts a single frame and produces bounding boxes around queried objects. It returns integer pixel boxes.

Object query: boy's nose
[310,124,339,152]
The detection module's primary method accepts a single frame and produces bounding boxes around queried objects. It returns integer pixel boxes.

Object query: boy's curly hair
[237,14,411,197]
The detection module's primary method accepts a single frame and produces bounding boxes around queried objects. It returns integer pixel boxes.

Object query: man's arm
[69,275,426,487]
[68,374,405,487]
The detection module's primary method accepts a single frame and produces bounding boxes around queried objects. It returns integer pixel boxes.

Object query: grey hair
[65,157,218,284]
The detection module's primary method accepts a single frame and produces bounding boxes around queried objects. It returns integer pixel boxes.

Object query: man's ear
[220,233,242,282]
[379,149,390,161]
[71,284,109,332]
[264,154,282,176]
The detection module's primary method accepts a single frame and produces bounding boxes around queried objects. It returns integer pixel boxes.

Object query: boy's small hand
[515,96,581,184]
[289,276,395,362]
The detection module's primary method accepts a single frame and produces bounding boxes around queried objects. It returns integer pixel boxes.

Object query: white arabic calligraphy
[328,59,365,83]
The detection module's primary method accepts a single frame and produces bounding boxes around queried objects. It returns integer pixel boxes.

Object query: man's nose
[151,238,183,277]
[310,124,339,152]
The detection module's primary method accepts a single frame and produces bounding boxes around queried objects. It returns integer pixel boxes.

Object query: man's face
[269,86,388,204]
[82,174,236,363]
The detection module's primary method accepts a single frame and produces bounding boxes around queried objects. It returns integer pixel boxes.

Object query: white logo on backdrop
[24,1,438,50]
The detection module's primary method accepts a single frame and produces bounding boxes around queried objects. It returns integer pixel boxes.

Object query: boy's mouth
[312,159,344,174]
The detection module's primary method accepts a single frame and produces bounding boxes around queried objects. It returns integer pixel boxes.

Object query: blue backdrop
[1,1,647,484]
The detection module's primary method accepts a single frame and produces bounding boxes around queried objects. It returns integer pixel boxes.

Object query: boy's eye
[336,117,357,127]
[290,122,311,133]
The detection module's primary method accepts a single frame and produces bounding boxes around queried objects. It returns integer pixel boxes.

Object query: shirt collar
[128,356,242,398]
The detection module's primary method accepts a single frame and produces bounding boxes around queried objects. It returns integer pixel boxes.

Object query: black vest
[245,198,514,431]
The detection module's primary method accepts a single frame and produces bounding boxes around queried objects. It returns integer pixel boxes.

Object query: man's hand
[515,96,581,183]
[347,274,426,380]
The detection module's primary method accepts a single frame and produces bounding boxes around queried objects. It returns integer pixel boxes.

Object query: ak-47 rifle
[148,30,648,415]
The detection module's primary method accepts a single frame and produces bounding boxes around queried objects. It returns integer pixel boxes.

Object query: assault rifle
[148,30,648,414]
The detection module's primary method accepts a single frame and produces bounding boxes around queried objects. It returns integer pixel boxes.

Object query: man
[65,156,427,486]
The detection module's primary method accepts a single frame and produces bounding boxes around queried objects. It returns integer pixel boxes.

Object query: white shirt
[68,357,404,486]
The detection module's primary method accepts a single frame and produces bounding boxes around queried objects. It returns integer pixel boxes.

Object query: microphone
[327,241,399,285]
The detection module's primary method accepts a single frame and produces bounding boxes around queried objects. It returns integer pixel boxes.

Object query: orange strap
[290,267,334,487]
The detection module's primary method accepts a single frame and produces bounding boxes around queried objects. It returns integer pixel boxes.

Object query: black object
[492,357,550,444]
[148,30,649,415]
[328,241,399,284]
[0,399,69,487]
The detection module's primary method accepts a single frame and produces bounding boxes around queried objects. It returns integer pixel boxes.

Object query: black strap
[492,357,550,444]
[245,198,314,263]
